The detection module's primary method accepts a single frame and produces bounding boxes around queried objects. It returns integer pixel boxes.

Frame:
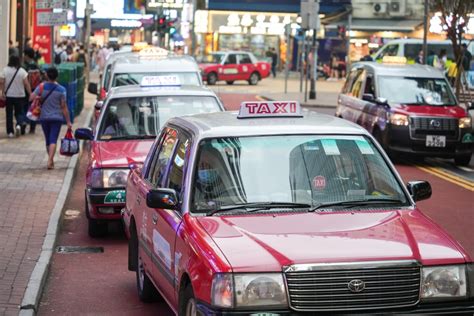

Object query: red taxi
[199,51,270,85]
[336,58,473,165]
[75,77,224,237]
[123,101,474,315]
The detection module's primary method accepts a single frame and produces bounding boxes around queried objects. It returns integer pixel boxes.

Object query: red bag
[60,128,79,156]
[26,84,44,121]
[0,98,5,109]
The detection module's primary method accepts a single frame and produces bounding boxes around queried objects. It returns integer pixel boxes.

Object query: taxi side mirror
[362,93,375,102]
[75,127,93,141]
[88,82,98,95]
[146,188,178,210]
[95,101,104,111]
[468,102,474,110]
[407,181,432,202]
[375,97,389,106]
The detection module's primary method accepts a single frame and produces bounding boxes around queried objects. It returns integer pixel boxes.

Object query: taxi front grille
[410,117,458,139]
[285,265,420,311]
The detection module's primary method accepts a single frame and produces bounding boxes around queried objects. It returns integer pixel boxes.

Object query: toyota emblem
[430,119,441,128]
[348,279,366,293]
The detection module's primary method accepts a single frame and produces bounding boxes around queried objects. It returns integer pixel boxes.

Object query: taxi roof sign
[141,75,181,87]
[139,46,171,58]
[238,101,302,119]
[382,56,407,64]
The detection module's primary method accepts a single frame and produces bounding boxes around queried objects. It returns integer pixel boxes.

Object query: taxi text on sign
[238,101,302,118]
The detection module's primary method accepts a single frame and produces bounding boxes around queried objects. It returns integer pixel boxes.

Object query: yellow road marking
[415,165,474,191]
[424,166,474,187]
[255,95,266,101]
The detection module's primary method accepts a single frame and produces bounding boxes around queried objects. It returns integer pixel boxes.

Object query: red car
[74,81,224,237]
[199,51,271,85]
[123,101,474,315]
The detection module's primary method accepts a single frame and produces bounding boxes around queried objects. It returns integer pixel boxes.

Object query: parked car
[199,51,270,85]
[336,59,473,165]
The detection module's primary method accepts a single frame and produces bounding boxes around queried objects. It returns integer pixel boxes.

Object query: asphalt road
[38,93,474,315]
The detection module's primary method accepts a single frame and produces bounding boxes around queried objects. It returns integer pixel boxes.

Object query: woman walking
[30,67,72,169]
[0,55,31,137]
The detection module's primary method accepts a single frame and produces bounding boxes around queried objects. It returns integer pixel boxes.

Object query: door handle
[152,213,158,225]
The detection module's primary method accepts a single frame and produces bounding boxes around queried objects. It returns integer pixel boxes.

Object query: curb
[19,106,94,314]
[257,95,337,109]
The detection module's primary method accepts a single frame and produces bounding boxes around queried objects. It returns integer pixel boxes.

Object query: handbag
[60,128,79,156]
[26,84,56,121]
[0,67,20,108]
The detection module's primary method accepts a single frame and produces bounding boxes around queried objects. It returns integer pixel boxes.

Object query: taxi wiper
[206,202,311,216]
[308,198,404,212]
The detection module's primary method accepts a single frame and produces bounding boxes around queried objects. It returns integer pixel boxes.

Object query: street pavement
[0,76,95,316]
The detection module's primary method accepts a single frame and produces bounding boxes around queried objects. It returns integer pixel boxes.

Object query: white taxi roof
[168,110,367,139]
[112,56,200,74]
[107,85,220,100]
[354,62,445,79]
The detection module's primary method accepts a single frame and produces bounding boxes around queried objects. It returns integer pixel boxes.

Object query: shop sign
[199,11,297,35]
[148,0,184,9]
[36,0,68,9]
[110,19,143,28]
[37,11,67,26]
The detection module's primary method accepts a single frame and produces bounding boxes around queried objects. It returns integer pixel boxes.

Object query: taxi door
[220,53,239,82]
[237,53,254,80]
[360,72,386,133]
[149,131,190,308]
[138,128,178,287]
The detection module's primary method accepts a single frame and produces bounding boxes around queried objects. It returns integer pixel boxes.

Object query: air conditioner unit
[373,3,388,15]
[389,0,407,17]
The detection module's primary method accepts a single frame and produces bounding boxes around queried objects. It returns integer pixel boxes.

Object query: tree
[430,0,474,97]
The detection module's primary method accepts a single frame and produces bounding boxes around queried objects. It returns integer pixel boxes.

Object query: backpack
[54,51,63,64]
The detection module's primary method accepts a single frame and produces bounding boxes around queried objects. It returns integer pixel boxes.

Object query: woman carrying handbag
[0,55,32,137]
[29,67,71,170]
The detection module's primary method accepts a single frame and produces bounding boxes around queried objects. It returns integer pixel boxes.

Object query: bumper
[86,187,126,220]
[196,300,474,315]
[386,126,473,158]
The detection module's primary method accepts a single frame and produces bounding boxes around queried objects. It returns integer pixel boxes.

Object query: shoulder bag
[0,67,20,108]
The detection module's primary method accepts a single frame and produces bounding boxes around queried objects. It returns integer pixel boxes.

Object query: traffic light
[158,15,166,33]
[167,19,177,35]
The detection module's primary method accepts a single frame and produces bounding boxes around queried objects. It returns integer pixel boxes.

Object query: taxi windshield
[98,96,221,140]
[112,72,200,87]
[378,76,456,105]
[200,53,225,64]
[192,135,408,213]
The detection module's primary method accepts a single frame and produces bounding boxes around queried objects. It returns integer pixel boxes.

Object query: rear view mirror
[88,82,98,95]
[146,188,178,210]
[407,181,432,202]
[375,97,388,106]
[362,93,375,102]
[468,102,474,110]
[74,127,93,141]
[94,101,104,111]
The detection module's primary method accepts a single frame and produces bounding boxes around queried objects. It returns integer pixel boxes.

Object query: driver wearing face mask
[194,149,225,209]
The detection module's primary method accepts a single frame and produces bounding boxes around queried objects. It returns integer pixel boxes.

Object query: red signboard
[33,7,53,64]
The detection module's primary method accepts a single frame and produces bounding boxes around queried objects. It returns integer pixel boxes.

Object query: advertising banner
[33,7,53,64]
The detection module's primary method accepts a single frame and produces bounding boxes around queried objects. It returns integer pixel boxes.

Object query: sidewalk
[0,75,96,315]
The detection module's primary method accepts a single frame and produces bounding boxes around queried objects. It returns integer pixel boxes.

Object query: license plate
[426,135,446,147]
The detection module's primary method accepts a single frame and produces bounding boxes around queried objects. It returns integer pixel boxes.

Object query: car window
[191,135,407,212]
[167,137,190,198]
[147,129,178,187]
[103,65,112,91]
[112,72,201,87]
[342,69,359,94]
[428,44,454,60]
[349,69,366,98]
[404,44,422,61]
[225,54,237,65]
[364,75,376,96]
[238,54,252,64]
[377,44,398,59]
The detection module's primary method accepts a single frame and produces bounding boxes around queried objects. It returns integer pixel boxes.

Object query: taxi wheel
[180,284,197,316]
[226,81,234,85]
[136,250,156,303]
[88,219,107,238]
[248,72,259,85]
[207,73,217,85]
[454,154,471,166]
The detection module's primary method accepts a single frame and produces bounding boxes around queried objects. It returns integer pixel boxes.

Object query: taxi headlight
[211,273,288,308]
[90,169,130,188]
[421,265,467,300]
[389,113,409,126]
[459,117,472,129]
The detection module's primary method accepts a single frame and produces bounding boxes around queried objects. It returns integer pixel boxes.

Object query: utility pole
[84,1,93,83]
[309,0,320,100]
[0,0,10,70]
[190,0,197,56]
[422,0,428,64]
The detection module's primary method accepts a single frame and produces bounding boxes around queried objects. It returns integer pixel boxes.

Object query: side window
[148,129,178,187]
[342,69,359,94]
[363,75,376,96]
[378,44,398,59]
[350,69,366,98]
[167,137,190,197]
[225,54,237,65]
[405,44,422,61]
[238,54,252,64]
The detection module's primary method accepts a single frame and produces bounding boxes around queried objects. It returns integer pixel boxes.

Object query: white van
[373,39,474,63]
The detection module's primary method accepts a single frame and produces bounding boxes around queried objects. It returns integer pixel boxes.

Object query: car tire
[180,284,197,316]
[454,154,472,166]
[226,81,234,85]
[207,72,217,85]
[248,72,259,85]
[136,248,156,303]
[88,218,107,238]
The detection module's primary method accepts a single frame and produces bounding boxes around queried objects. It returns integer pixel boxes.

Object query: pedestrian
[415,50,423,64]
[29,67,72,169]
[8,40,19,57]
[270,47,277,78]
[54,43,67,64]
[461,43,472,72]
[360,49,376,61]
[330,54,339,80]
[97,44,111,74]
[438,49,448,70]
[0,55,32,137]
[23,48,42,134]
[76,44,87,66]
[426,50,440,68]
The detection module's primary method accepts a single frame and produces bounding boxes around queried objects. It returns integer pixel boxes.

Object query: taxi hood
[197,210,467,272]
[92,140,154,168]
[392,104,468,118]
